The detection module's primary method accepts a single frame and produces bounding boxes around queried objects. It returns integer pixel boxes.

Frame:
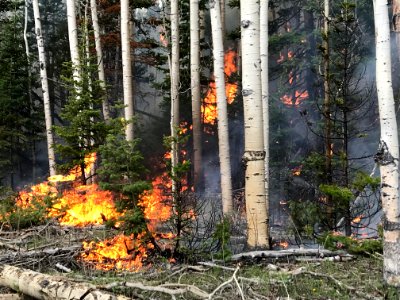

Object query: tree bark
[190,0,202,189]
[260,0,270,242]
[210,0,233,215]
[121,0,134,141]
[220,0,225,42]
[373,0,400,287]
[240,0,269,248]
[90,0,110,121]
[66,0,81,87]
[0,265,129,300]
[170,0,180,195]
[33,0,57,176]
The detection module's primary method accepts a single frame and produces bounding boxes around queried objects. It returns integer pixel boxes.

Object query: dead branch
[101,267,248,300]
[231,248,348,261]
[0,242,22,252]
[295,254,354,262]
[55,263,72,273]
[208,266,244,300]
[0,265,129,300]
[168,265,208,278]
[0,246,81,272]
[198,261,236,271]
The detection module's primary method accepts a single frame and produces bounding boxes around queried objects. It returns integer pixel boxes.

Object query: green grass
[74,255,395,299]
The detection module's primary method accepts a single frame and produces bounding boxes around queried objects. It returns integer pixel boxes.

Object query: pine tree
[0,1,42,188]
[54,47,110,184]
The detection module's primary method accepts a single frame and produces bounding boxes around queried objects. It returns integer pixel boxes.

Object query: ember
[274,239,289,249]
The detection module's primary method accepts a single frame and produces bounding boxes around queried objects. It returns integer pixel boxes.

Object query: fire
[277,50,309,107]
[139,176,172,229]
[201,50,238,125]
[277,50,294,63]
[48,153,97,183]
[274,240,289,249]
[352,215,364,224]
[48,184,119,227]
[281,90,309,107]
[16,152,177,271]
[292,165,302,176]
[79,174,174,270]
[17,182,57,209]
[17,153,97,210]
[80,234,152,271]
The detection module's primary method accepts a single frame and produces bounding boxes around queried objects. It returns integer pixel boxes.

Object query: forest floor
[0,224,395,299]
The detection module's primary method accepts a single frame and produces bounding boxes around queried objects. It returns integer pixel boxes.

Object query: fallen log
[231,248,350,261]
[0,265,129,300]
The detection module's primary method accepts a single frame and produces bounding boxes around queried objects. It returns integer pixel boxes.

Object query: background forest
[0,0,383,238]
[2,0,400,298]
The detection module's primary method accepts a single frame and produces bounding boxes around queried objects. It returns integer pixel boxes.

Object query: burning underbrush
[0,153,185,272]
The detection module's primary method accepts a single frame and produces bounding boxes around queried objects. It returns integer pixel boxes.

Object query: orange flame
[351,215,364,224]
[80,174,174,270]
[202,50,238,125]
[48,184,119,227]
[274,240,289,249]
[292,165,302,176]
[277,50,309,107]
[16,152,176,271]
[80,234,152,271]
[281,90,309,107]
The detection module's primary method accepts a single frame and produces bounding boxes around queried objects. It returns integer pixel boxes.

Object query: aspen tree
[240,0,269,248]
[190,0,202,189]
[373,0,400,287]
[121,0,134,141]
[210,0,233,215]
[170,0,180,194]
[32,0,56,176]
[66,0,81,86]
[90,0,110,121]
[260,0,269,241]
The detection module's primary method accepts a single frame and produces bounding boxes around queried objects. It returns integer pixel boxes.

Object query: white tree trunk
[260,0,269,237]
[170,0,180,193]
[190,0,202,189]
[66,0,81,86]
[91,0,110,121]
[121,0,134,141]
[210,0,233,215]
[0,265,129,300]
[373,0,400,287]
[240,0,269,248]
[33,0,57,176]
